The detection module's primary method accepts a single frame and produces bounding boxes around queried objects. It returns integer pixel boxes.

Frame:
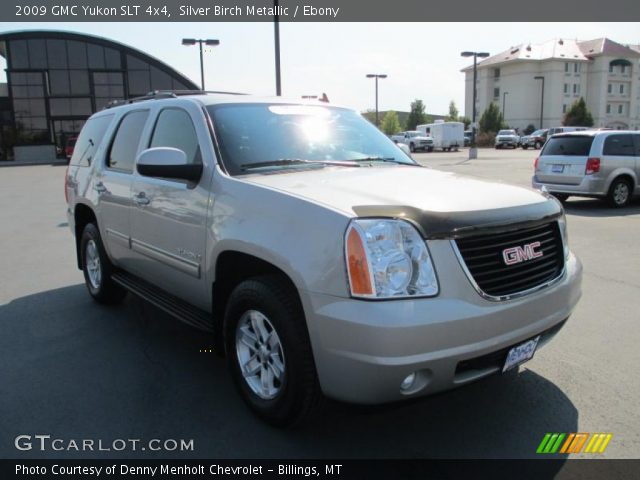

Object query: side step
[112,271,213,333]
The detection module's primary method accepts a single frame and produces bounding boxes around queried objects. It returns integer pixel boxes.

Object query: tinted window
[28,39,47,68]
[603,134,635,156]
[108,110,149,172]
[9,40,29,69]
[541,136,594,156]
[47,39,68,68]
[633,135,640,156]
[149,109,201,164]
[70,114,113,166]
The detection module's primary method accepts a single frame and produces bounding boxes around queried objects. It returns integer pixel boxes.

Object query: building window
[618,104,624,115]
[564,83,569,94]
[621,65,626,74]
[493,87,500,98]
[562,104,567,113]
[608,84,613,94]
[609,64,614,73]
[573,84,580,94]
[494,68,500,79]
[574,63,580,73]
[620,84,624,94]
[607,104,611,114]
[565,62,569,72]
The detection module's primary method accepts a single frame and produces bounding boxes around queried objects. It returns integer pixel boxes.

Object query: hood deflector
[352,199,563,240]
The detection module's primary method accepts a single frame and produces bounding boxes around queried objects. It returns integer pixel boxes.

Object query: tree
[446,100,459,121]
[405,99,428,130]
[563,97,594,127]
[459,116,471,129]
[479,102,505,134]
[524,124,536,135]
[380,110,402,135]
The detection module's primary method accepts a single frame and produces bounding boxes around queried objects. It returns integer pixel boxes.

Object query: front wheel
[224,275,323,427]
[409,143,415,153]
[534,141,541,149]
[80,223,126,304]
[607,178,632,208]
[553,193,569,203]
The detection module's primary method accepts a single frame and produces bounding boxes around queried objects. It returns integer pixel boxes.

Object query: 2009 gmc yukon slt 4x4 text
[65,91,582,426]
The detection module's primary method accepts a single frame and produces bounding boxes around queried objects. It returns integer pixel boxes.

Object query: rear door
[130,104,211,309]
[537,135,595,185]
[601,134,636,184]
[94,109,149,265]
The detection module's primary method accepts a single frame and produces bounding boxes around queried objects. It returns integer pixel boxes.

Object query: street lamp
[366,74,387,127]
[502,91,509,123]
[274,0,281,96]
[182,38,220,90]
[534,76,545,129]
[461,51,490,159]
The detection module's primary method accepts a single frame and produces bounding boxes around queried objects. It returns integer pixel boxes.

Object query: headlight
[557,215,570,260]
[345,219,439,299]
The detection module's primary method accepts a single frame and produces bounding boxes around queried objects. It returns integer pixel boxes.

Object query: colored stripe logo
[537,433,612,454]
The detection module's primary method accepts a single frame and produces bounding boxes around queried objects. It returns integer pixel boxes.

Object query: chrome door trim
[131,238,201,278]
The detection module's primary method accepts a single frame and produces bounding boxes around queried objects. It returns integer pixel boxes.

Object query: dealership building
[463,37,640,132]
[0,30,199,162]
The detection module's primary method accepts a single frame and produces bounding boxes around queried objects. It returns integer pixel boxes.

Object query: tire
[522,145,529,150]
[427,147,433,153]
[552,193,569,203]
[80,223,126,304]
[607,177,632,208]
[409,142,415,153]
[534,141,541,149]
[224,275,323,427]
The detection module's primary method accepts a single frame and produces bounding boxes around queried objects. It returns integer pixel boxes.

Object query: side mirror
[136,147,202,182]
[397,143,412,157]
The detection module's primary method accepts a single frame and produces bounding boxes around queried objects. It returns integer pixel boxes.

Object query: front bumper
[532,175,607,196]
[301,247,582,404]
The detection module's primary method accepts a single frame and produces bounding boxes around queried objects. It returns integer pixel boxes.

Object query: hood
[241,165,559,237]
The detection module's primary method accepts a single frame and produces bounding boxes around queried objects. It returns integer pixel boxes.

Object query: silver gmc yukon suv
[65,91,582,426]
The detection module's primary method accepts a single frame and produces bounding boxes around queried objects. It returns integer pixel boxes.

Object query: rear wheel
[534,141,541,149]
[552,193,569,203]
[409,142,415,153]
[607,178,632,208]
[80,223,126,304]
[224,275,323,427]
[522,145,529,150]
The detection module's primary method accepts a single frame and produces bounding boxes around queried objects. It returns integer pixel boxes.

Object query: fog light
[400,372,416,391]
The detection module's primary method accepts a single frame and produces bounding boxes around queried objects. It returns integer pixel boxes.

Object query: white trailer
[416,121,464,151]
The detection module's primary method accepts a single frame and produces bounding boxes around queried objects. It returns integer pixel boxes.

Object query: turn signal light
[534,157,539,169]
[345,226,373,296]
[585,157,600,175]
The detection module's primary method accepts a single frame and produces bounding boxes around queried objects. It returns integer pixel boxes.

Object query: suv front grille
[454,221,564,299]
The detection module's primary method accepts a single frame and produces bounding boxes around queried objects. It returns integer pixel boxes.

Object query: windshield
[407,131,421,137]
[531,130,546,136]
[207,104,416,175]
[498,130,516,136]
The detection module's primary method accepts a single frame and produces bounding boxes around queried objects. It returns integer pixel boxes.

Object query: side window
[632,135,640,156]
[70,114,113,166]
[108,110,149,172]
[149,108,201,164]
[603,134,635,156]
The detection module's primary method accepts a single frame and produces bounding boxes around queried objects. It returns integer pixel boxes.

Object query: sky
[1,22,639,116]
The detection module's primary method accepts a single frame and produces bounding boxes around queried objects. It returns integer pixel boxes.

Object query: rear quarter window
[541,136,594,156]
[69,114,113,166]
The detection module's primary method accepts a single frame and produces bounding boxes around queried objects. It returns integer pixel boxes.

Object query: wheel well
[74,204,97,269]
[609,174,635,192]
[211,251,299,329]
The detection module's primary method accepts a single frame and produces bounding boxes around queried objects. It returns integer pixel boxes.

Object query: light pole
[502,91,509,123]
[534,76,545,129]
[274,0,281,96]
[366,74,387,127]
[182,38,220,90]
[461,51,490,159]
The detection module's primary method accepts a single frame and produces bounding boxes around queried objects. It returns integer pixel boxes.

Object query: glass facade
[0,31,198,158]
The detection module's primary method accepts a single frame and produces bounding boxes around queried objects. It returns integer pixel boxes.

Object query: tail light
[534,157,539,169]
[585,157,600,175]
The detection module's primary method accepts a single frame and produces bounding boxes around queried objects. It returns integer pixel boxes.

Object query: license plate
[503,336,540,372]
[551,164,564,173]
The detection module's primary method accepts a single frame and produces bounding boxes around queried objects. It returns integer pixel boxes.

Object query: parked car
[547,126,589,136]
[495,129,519,149]
[65,136,78,159]
[390,130,434,152]
[522,129,549,150]
[416,121,464,151]
[463,130,472,147]
[65,91,582,426]
[532,130,640,207]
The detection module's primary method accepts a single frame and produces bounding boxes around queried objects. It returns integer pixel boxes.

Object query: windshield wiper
[241,159,361,171]
[352,157,418,165]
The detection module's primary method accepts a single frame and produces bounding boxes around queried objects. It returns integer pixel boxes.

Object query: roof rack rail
[102,89,247,109]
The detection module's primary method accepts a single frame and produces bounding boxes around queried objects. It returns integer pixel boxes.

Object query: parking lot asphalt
[1,152,639,459]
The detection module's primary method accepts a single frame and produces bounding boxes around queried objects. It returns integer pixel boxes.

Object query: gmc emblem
[502,241,544,265]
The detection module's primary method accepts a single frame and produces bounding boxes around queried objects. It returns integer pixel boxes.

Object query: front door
[130,105,210,309]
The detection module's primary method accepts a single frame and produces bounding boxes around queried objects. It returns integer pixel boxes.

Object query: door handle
[93,181,107,194]
[134,191,150,205]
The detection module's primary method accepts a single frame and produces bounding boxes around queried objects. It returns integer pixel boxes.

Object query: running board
[112,271,213,333]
